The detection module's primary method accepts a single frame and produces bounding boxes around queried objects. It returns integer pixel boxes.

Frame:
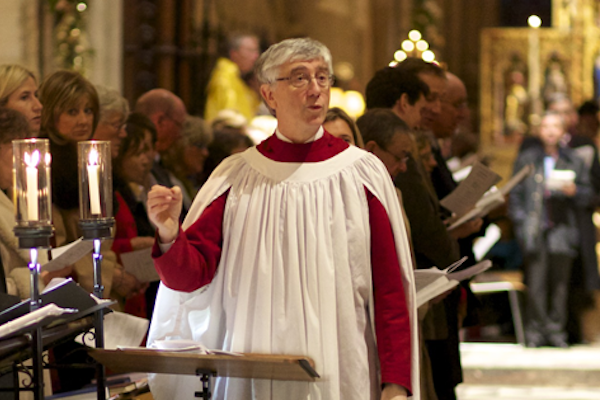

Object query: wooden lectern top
[89,349,319,382]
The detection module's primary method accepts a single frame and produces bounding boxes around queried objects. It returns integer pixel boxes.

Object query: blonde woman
[0,64,43,136]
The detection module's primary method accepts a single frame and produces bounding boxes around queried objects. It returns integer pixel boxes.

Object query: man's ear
[391,94,408,117]
[152,112,166,129]
[364,140,377,153]
[260,84,277,111]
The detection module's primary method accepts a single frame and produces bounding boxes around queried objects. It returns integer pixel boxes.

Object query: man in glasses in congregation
[146,37,419,400]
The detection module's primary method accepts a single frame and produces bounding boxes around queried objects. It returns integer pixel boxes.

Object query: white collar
[275,126,324,144]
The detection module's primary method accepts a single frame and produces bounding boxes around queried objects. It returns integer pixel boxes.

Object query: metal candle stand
[78,219,114,400]
[12,139,54,400]
[13,227,53,400]
[76,141,114,400]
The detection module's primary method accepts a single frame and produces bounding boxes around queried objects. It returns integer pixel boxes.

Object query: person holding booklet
[509,111,592,348]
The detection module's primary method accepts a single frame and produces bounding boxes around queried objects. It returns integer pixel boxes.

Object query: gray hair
[182,115,213,147]
[254,37,333,85]
[96,85,129,122]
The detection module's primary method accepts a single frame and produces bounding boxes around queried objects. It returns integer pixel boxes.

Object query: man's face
[548,99,578,132]
[231,37,260,74]
[419,142,438,174]
[370,132,413,178]
[430,74,469,139]
[403,93,428,130]
[418,73,446,130]
[261,59,330,134]
[539,114,565,148]
[155,101,186,154]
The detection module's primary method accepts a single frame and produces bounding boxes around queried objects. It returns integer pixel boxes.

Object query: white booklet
[0,303,77,339]
[446,164,533,231]
[41,238,94,273]
[546,169,575,191]
[440,161,502,217]
[117,339,242,356]
[120,248,160,283]
[75,311,149,350]
[414,257,493,307]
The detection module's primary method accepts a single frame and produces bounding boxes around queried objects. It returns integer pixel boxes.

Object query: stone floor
[457,342,600,399]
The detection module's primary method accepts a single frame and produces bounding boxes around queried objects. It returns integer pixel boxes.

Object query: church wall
[0,0,38,73]
[88,0,124,92]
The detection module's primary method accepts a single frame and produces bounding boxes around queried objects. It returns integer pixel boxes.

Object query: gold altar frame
[479,26,600,179]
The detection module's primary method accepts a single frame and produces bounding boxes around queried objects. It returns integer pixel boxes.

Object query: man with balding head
[135,88,187,155]
[430,72,469,141]
[135,88,189,320]
[135,88,190,201]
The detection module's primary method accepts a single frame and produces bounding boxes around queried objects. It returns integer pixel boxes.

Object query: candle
[87,148,101,215]
[24,150,39,221]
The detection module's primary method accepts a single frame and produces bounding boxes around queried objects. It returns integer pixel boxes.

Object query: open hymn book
[414,257,493,307]
[444,164,534,231]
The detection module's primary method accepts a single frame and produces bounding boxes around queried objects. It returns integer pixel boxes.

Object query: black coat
[509,146,593,257]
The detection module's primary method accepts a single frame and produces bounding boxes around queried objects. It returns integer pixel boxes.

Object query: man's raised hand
[147,185,183,243]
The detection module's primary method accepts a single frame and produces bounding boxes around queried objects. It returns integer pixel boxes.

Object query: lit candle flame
[24,150,40,168]
[88,148,99,166]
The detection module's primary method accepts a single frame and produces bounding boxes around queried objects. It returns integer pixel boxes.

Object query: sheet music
[0,304,77,339]
[42,238,93,273]
[447,189,505,230]
[120,248,160,283]
[440,161,501,216]
[414,259,492,307]
[76,311,149,350]
[447,260,493,282]
[446,164,534,231]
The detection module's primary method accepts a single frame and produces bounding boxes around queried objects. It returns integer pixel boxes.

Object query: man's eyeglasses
[276,71,334,89]
[165,114,185,129]
[383,148,410,165]
[109,121,127,131]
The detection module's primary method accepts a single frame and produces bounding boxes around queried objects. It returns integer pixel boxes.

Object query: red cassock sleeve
[152,191,229,292]
[366,188,412,395]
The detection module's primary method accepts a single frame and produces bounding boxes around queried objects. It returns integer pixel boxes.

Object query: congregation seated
[38,70,142,306]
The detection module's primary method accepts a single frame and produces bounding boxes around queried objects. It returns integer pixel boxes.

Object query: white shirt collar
[275,126,324,143]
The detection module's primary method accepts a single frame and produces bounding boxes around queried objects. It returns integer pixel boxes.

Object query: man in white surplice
[146,38,419,400]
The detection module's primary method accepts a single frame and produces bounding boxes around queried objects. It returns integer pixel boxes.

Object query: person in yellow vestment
[204,32,261,122]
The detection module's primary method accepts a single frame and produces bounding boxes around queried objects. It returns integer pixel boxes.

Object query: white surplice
[148,144,419,400]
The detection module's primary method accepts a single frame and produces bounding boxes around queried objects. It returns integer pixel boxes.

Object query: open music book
[446,164,534,231]
[414,257,493,307]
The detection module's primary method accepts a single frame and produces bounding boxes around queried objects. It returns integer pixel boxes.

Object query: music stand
[89,349,319,399]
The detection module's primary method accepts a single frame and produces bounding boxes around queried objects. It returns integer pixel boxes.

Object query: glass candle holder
[78,141,113,221]
[13,139,52,228]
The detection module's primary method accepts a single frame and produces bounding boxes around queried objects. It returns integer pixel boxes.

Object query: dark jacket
[509,146,593,257]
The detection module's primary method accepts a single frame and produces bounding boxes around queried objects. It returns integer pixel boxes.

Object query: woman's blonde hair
[0,64,36,106]
[39,70,99,142]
